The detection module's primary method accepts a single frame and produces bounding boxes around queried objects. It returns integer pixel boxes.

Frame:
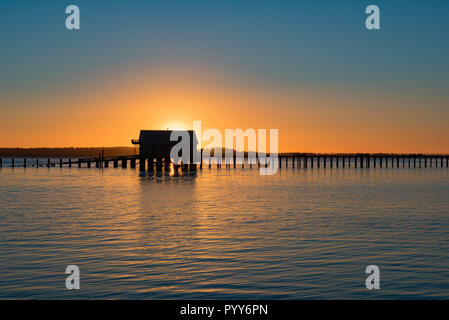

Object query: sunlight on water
[0,165,448,299]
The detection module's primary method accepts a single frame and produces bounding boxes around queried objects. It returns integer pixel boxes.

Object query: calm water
[1,162,449,299]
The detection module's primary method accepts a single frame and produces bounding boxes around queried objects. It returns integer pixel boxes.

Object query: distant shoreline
[0,147,138,158]
[0,148,447,158]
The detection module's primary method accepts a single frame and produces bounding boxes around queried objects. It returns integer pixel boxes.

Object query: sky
[1,0,448,152]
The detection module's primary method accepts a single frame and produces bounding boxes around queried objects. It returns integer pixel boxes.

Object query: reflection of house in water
[132,130,198,172]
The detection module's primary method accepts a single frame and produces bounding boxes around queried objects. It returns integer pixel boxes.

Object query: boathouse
[132,130,198,166]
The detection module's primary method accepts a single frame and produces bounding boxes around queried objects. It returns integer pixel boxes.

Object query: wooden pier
[1,154,448,171]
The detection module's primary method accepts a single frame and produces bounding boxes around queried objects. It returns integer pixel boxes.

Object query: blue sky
[1,0,448,94]
[0,1,448,151]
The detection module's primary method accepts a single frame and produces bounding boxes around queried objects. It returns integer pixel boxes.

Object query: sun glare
[162,122,190,131]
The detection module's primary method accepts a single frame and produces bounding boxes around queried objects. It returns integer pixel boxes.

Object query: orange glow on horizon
[1,63,448,153]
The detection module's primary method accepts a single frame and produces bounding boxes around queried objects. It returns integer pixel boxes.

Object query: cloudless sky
[1,0,448,152]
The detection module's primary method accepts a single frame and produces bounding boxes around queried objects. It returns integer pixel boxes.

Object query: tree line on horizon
[0,147,138,158]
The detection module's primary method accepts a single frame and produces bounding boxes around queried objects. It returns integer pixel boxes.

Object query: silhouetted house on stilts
[132,130,198,172]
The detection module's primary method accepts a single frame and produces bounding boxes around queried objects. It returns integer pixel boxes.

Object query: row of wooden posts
[278,155,449,169]
[0,158,138,169]
[1,155,449,169]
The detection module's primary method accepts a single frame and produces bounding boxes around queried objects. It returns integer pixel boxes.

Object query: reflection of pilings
[122,159,127,168]
[130,158,136,168]
[104,160,109,168]
[113,159,118,168]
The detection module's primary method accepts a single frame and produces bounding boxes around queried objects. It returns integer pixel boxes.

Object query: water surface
[1,164,448,299]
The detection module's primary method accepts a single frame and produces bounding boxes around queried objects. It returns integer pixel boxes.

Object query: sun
[161,122,190,131]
